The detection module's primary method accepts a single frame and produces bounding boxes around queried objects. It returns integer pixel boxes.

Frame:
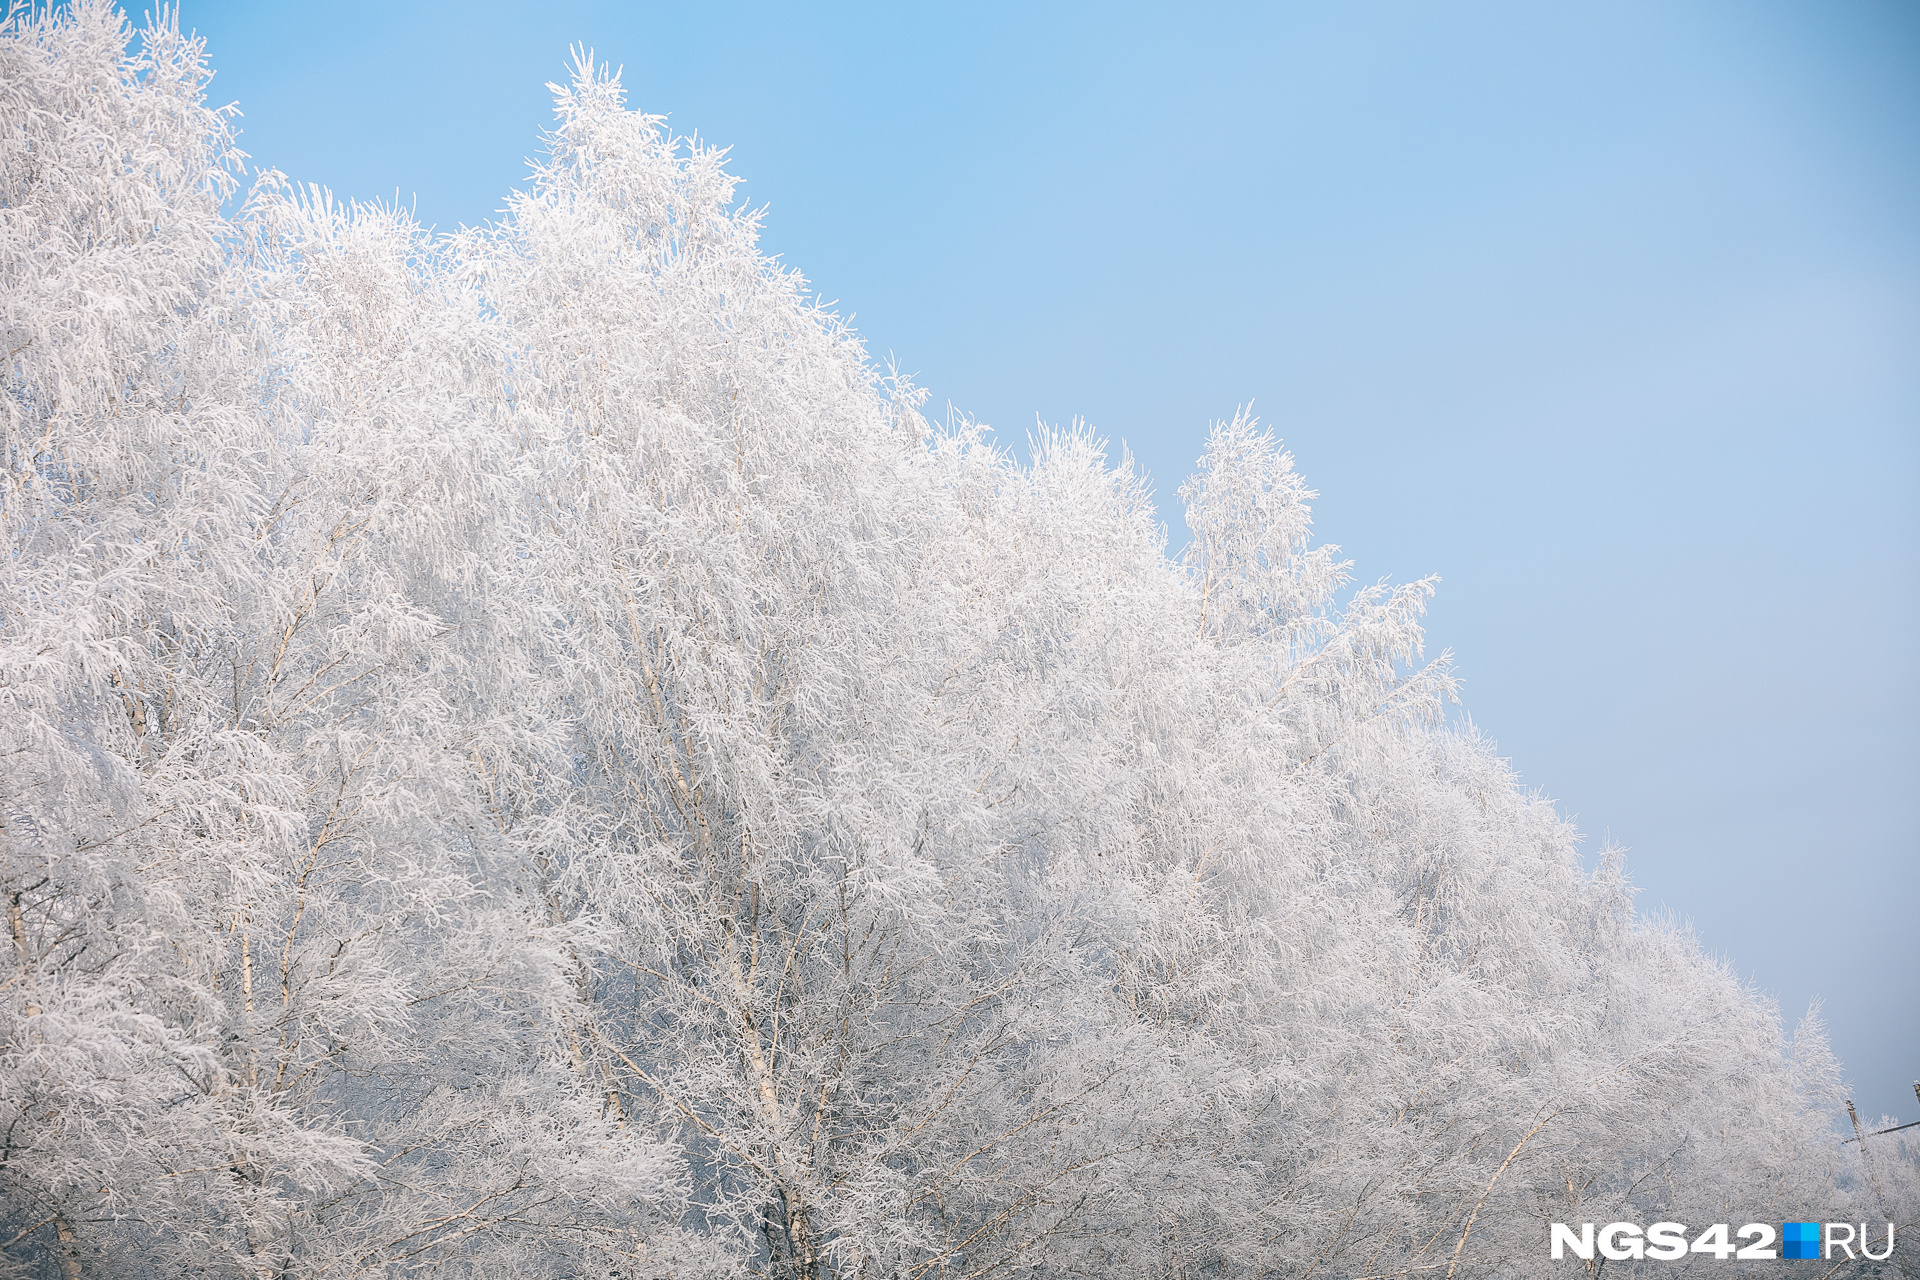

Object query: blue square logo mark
[1783,1222,1821,1260]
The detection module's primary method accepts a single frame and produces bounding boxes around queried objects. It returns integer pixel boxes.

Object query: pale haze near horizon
[173,0,1918,1123]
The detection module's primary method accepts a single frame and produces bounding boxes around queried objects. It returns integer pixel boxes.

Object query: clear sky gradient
[176,1,1918,1122]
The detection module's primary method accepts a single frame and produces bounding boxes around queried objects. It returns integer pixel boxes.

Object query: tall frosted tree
[2,5,709,1275]
[2,4,1909,1278]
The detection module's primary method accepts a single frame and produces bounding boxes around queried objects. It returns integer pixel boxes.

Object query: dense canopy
[2,5,1910,1277]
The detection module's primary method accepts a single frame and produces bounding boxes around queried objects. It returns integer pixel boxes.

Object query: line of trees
[2,4,1908,1276]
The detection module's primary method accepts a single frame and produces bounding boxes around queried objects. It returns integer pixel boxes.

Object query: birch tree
[1,6,1893,1277]
[3,8,708,1274]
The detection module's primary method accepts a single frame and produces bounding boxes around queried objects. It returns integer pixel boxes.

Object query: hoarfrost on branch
[1,5,1909,1277]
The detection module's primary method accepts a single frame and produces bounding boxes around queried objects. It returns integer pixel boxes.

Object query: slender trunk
[8,889,39,1019]
[723,915,818,1279]
[240,917,257,1088]
[52,1213,82,1280]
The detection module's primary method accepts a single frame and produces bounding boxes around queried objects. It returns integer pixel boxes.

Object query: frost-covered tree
[2,4,1905,1278]
[2,6,706,1275]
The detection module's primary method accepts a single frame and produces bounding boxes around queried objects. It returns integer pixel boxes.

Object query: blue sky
[181,0,1917,1121]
